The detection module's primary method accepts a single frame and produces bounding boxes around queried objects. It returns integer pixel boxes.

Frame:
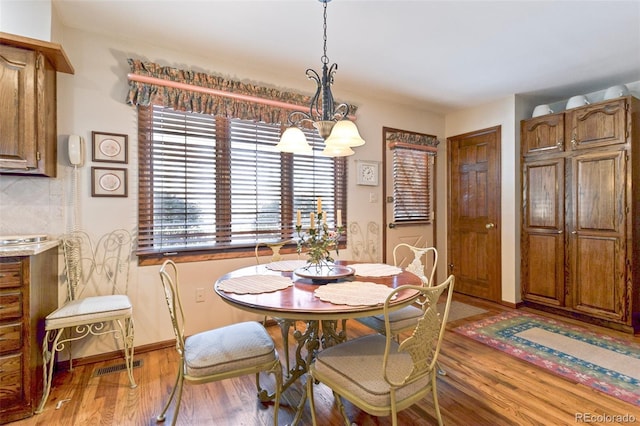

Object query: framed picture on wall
[91,167,128,197]
[92,131,128,163]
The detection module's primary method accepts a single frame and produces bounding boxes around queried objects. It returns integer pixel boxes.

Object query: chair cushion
[357,305,423,334]
[312,334,430,408]
[184,321,276,378]
[45,295,132,330]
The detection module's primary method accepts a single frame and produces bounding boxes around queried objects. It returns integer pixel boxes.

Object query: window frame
[384,127,438,228]
[137,104,347,265]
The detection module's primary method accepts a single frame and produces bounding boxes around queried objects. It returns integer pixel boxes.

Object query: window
[137,105,347,264]
[392,147,434,223]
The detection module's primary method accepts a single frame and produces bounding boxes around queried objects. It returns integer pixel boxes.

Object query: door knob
[485,223,495,229]
[388,222,396,229]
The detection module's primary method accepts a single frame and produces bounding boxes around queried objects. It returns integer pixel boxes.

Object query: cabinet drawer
[0,262,22,289]
[0,293,22,321]
[0,353,23,406]
[0,323,21,353]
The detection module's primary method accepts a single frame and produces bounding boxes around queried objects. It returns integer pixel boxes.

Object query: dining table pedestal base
[283,319,347,393]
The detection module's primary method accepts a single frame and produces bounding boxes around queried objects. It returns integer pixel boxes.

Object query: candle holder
[296,210,344,274]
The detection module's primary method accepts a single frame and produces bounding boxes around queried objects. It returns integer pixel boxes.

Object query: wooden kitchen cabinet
[0,32,74,177]
[521,111,565,156]
[0,247,58,423]
[521,95,640,333]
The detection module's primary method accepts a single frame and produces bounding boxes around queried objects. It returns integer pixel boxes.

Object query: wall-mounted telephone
[68,134,84,166]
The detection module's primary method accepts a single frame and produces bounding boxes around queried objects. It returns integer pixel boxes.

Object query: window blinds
[137,105,346,256]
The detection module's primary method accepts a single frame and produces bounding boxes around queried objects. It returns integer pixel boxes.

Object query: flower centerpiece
[295,198,344,274]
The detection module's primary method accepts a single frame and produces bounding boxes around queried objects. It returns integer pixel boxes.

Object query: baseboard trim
[56,340,175,370]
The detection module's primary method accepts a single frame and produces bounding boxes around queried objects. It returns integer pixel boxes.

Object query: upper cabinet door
[0,45,37,171]
[567,98,627,151]
[521,112,565,156]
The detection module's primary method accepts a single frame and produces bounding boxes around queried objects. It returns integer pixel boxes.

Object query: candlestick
[337,209,342,227]
[296,210,301,227]
[310,212,315,228]
[317,197,322,213]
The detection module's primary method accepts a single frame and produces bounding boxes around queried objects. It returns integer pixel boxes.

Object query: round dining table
[214,260,423,393]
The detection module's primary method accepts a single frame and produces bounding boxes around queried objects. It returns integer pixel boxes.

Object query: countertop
[0,239,60,257]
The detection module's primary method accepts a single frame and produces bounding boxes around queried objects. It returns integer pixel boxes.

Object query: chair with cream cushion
[156,259,282,426]
[36,229,136,413]
[355,244,438,337]
[303,275,455,426]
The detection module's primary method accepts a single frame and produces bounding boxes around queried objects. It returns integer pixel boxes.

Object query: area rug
[440,301,488,322]
[454,311,640,406]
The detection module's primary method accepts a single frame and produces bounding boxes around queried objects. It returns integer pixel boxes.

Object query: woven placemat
[218,275,293,294]
[265,260,308,272]
[314,281,396,306]
[351,263,402,277]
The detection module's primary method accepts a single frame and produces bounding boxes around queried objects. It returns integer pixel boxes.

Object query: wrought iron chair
[156,260,282,426]
[255,240,298,374]
[254,240,293,264]
[355,244,438,337]
[36,229,136,414]
[302,275,455,426]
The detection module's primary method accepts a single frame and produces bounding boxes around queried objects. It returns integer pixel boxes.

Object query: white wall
[0,20,444,358]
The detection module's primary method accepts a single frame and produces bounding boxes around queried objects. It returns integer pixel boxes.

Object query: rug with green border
[454,311,640,406]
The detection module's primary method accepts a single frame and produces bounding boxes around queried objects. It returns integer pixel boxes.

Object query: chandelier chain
[322,0,329,65]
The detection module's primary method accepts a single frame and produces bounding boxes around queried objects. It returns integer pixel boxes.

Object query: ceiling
[52,0,640,113]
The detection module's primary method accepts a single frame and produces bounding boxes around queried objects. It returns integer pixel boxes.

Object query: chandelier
[275,0,365,157]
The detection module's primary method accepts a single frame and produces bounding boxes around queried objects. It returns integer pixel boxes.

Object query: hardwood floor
[11,294,640,425]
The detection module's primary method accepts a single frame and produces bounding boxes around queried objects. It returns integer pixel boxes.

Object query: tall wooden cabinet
[0,246,58,423]
[0,32,74,177]
[521,96,639,333]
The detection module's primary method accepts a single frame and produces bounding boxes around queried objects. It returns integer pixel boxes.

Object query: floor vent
[93,359,143,377]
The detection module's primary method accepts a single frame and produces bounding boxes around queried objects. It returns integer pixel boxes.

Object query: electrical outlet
[195,288,205,303]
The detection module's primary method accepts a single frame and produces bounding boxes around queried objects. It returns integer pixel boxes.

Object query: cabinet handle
[556,138,563,147]
[485,223,496,229]
[571,133,577,147]
[571,231,577,235]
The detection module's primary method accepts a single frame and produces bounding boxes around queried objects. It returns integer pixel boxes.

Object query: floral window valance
[126,59,358,126]
[386,130,439,148]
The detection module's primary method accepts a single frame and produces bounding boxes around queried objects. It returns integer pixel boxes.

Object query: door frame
[446,125,502,302]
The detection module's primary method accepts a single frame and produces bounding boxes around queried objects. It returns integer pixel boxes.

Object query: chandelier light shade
[324,119,365,147]
[276,0,364,157]
[275,126,313,154]
[321,142,355,157]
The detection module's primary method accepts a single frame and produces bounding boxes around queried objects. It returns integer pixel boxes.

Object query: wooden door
[568,149,627,322]
[566,98,627,151]
[382,128,438,264]
[521,112,565,156]
[521,158,565,306]
[0,45,37,171]
[447,126,501,301]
